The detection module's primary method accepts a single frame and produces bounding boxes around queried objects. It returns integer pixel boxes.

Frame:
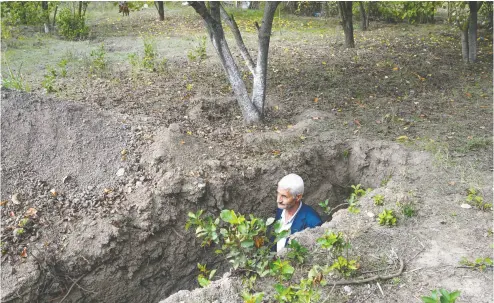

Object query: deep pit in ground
[3,90,490,303]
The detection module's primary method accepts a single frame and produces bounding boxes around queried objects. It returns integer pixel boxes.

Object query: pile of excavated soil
[1,89,492,303]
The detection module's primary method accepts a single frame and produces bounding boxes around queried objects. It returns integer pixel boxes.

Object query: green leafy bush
[241,291,264,303]
[466,188,492,211]
[1,1,45,26]
[42,66,57,93]
[197,263,216,287]
[329,256,358,277]
[270,258,295,282]
[89,44,107,76]
[316,231,346,255]
[421,289,461,303]
[57,7,89,40]
[128,39,167,73]
[401,204,416,217]
[186,209,287,276]
[373,194,384,206]
[58,58,69,77]
[187,36,207,62]
[347,184,371,214]
[286,240,308,264]
[378,209,397,226]
[143,38,157,70]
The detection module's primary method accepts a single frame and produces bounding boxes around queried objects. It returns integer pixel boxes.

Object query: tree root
[326,257,404,286]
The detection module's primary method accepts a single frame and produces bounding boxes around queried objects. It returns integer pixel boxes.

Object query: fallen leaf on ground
[24,208,37,217]
[396,135,409,142]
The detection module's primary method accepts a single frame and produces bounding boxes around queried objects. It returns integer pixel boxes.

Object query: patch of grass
[457,137,492,153]
[415,137,454,167]
[380,174,392,186]
[1,61,30,91]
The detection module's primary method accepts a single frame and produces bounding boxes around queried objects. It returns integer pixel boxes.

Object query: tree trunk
[82,2,88,17]
[461,27,469,62]
[189,1,280,123]
[249,1,260,10]
[189,1,261,123]
[359,1,368,31]
[338,1,355,48]
[156,1,165,21]
[52,4,58,27]
[468,1,480,62]
[78,1,83,17]
[251,2,278,113]
[42,1,50,33]
[447,2,451,23]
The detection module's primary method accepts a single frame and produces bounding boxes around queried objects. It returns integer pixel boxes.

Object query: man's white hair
[278,173,304,196]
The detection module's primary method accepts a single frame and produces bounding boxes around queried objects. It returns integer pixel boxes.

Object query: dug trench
[1,90,491,302]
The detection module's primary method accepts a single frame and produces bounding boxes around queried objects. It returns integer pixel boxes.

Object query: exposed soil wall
[1,90,492,303]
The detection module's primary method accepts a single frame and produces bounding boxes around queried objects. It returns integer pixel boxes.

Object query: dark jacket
[274,202,323,248]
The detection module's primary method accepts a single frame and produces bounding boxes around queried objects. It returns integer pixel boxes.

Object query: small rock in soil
[116,168,125,177]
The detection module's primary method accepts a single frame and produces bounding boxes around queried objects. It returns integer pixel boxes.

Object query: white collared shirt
[277,202,303,253]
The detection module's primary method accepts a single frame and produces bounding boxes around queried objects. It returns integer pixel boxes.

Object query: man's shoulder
[300,203,319,216]
[299,203,322,226]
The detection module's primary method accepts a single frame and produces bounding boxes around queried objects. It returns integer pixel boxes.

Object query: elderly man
[275,173,322,252]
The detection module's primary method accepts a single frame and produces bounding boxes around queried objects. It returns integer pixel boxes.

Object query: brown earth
[1,3,492,303]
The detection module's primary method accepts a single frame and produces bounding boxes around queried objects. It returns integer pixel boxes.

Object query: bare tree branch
[219,4,256,75]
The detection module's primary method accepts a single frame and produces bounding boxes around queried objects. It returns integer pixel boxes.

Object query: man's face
[277,188,301,210]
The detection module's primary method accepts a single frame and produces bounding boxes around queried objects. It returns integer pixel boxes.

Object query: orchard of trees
[1,1,492,123]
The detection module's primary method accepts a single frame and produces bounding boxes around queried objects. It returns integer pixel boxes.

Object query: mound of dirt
[162,141,493,303]
[1,90,492,303]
